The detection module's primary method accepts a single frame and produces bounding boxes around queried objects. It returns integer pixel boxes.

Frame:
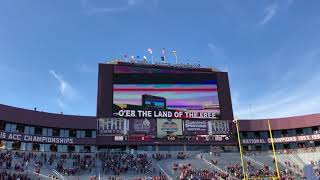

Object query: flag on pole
[143,56,147,62]
[130,55,135,63]
[161,48,165,63]
[147,48,154,64]
[123,54,128,61]
[172,49,177,64]
[172,49,177,57]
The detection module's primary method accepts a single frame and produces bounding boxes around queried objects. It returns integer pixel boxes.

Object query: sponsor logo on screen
[184,120,208,135]
[129,118,156,134]
[157,119,182,136]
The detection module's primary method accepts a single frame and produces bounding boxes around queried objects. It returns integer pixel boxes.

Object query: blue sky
[0,0,320,119]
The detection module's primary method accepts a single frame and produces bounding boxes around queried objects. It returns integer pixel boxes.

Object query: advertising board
[156,118,182,136]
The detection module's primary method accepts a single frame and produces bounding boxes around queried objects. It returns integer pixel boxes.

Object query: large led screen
[113,82,220,119]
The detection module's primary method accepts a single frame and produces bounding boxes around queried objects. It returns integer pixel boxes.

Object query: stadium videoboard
[96,63,234,136]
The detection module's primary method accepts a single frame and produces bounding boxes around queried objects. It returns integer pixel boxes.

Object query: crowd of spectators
[106,174,167,180]
[223,161,300,180]
[152,152,187,161]
[152,153,171,160]
[0,149,318,179]
[0,151,35,180]
[99,152,154,176]
[176,152,187,159]
[0,171,31,180]
[55,153,96,175]
[172,163,232,180]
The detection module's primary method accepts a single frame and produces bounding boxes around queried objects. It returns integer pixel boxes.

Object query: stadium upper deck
[239,114,320,151]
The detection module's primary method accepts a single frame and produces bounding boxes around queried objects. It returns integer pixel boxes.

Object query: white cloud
[234,49,320,119]
[82,0,147,14]
[258,0,294,26]
[57,98,67,110]
[259,3,278,26]
[49,70,77,101]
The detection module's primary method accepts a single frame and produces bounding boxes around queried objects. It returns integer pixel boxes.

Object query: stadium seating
[4,149,320,179]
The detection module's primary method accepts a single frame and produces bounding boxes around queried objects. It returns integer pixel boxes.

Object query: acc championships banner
[0,131,74,144]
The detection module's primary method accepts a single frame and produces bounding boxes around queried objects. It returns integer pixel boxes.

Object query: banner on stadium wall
[209,120,229,135]
[183,120,208,135]
[242,134,320,144]
[0,132,74,144]
[156,118,182,136]
[98,118,128,134]
[129,118,156,134]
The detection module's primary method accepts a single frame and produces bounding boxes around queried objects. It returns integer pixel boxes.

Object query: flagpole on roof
[161,48,165,64]
[147,48,153,64]
[130,55,135,63]
[172,49,177,64]
[123,54,128,62]
[151,54,154,64]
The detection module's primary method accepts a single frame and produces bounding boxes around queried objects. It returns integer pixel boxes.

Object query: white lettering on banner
[0,132,75,144]
[184,120,207,131]
[7,133,21,141]
[242,134,320,144]
[0,132,6,139]
[242,139,266,144]
[115,109,218,119]
[311,134,320,140]
[118,110,136,117]
[271,136,297,143]
[174,111,183,118]
[154,111,173,118]
[137,110,152,117]
[185,112,215,119]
